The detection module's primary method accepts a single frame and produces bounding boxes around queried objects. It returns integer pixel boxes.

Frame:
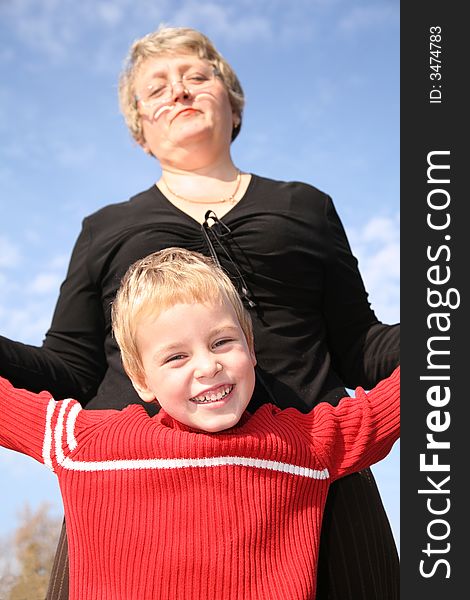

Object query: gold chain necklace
[162,170,242,205]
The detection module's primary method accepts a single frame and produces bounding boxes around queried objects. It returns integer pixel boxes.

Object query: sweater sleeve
[0,375,59,464]
[304,366,400,481]
[322,196,400,389]
[0,219,107,402]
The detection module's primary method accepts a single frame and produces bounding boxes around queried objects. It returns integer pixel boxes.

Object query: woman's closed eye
[186,72,210,84]
[148,84,168,99]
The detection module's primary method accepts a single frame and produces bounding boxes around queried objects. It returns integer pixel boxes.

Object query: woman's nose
[171,79,190,101]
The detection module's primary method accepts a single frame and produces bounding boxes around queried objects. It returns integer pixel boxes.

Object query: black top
[0,175,399,413]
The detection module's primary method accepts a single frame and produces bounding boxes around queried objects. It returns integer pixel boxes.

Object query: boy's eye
[164,354,186,364]
[213,338,234,348]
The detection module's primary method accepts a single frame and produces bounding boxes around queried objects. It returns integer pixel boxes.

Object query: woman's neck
[159,155,240,202]
[156,158,251,224]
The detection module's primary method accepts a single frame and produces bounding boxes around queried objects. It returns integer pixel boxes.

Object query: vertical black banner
[401,2,467,598]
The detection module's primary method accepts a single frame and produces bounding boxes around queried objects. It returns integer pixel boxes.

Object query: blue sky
[0,0,400,548]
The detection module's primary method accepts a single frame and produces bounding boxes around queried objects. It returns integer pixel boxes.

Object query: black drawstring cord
[201,211,257,309]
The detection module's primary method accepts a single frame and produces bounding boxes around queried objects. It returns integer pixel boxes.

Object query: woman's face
[133,53,237,164]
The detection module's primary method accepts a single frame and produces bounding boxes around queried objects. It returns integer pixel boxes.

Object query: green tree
[0,533,16,600]
[0,503,61,600]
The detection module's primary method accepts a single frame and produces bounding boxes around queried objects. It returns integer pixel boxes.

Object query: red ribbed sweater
[0,367,399,600]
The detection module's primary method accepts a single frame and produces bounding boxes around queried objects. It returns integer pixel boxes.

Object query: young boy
[0,248,400,600]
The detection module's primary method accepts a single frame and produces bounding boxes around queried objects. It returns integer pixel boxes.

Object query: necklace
[162,170,242,205]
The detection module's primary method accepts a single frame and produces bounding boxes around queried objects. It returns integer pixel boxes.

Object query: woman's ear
[138,139,153,156]
[232,114,240,129]
[136,129,154,156]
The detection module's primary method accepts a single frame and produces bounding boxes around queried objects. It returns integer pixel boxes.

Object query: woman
[0,27,399,599]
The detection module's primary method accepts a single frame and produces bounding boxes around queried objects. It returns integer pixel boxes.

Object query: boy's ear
[250,345,257,367]
[130,376,157,403]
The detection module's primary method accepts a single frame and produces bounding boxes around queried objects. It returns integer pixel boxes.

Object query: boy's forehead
[138,298,241,334]
[142,294,226,317]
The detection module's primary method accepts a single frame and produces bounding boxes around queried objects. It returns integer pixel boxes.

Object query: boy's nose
[194,356,223,379]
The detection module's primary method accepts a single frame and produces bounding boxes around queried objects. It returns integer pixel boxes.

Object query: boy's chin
[197,412,243,434]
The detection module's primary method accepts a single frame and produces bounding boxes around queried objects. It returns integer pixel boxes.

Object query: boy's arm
[0,375,59,464]
[303,366,400,481]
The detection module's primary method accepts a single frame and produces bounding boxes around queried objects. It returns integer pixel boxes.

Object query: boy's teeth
[191,385,233,403]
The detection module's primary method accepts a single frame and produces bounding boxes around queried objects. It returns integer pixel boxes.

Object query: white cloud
[0,0,399,68]
[52,139,98,168]
[348,213,400,323]
[362,215,400,245]
[337,3,398,34]
[2,0,282,78]
[169,1,272,42]
[0,448,63,540]
[0,237,21,268]
[47,254,69,270]
[6,0,77,63]
[1,122,98,172]
[1,302,53,344]
[0,247,65,343]
[0,0,120,62]
[96,1,126,27]
[28,272,63,295]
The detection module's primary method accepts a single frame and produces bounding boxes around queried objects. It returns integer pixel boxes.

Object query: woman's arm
[0,219,107,402]
[322,196,399,389]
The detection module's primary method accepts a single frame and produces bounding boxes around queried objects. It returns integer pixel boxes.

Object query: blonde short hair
[112,247,254,383]
[118,26,245,146]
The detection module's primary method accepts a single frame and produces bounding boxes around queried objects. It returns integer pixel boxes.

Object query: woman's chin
[170,120,216,146]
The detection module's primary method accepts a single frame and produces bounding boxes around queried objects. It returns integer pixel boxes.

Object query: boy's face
[132,299,256,432]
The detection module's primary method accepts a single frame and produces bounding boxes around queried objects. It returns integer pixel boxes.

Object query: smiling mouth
[190,385,234,404]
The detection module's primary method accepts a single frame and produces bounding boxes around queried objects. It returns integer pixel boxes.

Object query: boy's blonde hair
[118,26,245,147]
[112,247,254,384]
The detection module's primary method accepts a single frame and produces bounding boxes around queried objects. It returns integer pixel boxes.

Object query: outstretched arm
[303,366,400,480]
[322,196,399,389]
[0,375,56,463]
[0,219,107,403]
